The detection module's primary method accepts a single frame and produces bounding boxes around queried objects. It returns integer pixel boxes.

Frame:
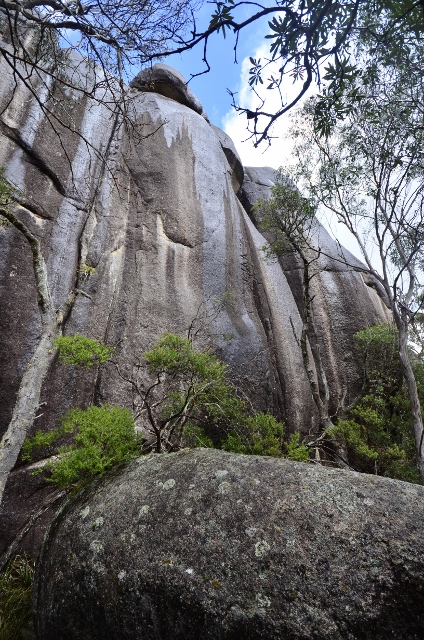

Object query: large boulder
[129,63,209,121]
[35,449,424,639]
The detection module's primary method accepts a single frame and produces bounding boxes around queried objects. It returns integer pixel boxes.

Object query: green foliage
[79,263,96,277]
[327,323,421,483]
[145,333,226,381]
[143,334,294,458]
[253,171,317,259]
[208,1,234,38]
[143,333,248,451]
[181,424,214,449]
[55,333,113,368]
[221,412,284,457]
[0,555,34,640]
[21,426,63,462]
[355,323,401,393]
[24,405,140,488]
[285,432,310,462]
[328,394,420,483]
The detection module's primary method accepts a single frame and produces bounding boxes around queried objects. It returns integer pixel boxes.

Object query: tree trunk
[0,206,75,507]
[396,314,424,482]
[0,314,65,505]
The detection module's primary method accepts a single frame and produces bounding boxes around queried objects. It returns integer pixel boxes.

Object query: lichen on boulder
[34,448,424,639]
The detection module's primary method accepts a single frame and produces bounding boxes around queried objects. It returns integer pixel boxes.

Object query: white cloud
[222,45,306,169]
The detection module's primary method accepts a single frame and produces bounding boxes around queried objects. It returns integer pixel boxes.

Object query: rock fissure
[0,119,67,196]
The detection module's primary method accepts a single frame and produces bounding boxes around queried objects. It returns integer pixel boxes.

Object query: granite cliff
[0,59,390,555]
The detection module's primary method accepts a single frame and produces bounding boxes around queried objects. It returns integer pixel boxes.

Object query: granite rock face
[240,166,391,415]
[35,448,424,640]
[0,52,389,555]
[211,124,244,193]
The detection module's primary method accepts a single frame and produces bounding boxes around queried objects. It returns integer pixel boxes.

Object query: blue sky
[167,4,266,126]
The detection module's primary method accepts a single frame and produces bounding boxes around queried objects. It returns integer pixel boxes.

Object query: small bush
[181,424,214,449]
[221,412,284,457]
[0,555,34,640]
[327,394,420,483]
[285,432,310,462]
[24,405,140,488]
[54,334,113,368]
[79,263,96,277]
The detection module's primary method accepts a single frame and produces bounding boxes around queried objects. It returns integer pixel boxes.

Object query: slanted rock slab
[34,449,424,639]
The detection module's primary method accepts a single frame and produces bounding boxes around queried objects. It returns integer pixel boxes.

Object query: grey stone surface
[130,63,209,121]
[239,166,276,218]
[211,124,244,193]
[35,448,424,639]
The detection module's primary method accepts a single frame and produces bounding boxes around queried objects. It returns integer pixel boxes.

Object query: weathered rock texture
[35,448,424,639]
[0,48,389,555]
[240,166,392,418]
[130,63,209,121]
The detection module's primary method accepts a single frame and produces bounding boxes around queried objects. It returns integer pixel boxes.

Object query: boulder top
[130,63,209,121]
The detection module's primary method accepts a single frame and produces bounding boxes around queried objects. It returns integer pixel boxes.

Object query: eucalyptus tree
[254,175,355,468]
[287,52,424,479]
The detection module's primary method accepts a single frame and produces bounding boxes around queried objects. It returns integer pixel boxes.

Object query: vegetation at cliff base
[23,333,311,489]
[0,555,34,640]
[328,324,423,483]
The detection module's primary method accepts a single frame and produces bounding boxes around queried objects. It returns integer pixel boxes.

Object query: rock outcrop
[34,448,424,639]
[130,63,209,122]
[0,51,390,556]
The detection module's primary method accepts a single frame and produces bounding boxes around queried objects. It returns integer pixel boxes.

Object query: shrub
[221,412,284,457]
[284,432,310,462]
[54,334,113,368]
[181,424,214,449]
[24,405,140,488]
